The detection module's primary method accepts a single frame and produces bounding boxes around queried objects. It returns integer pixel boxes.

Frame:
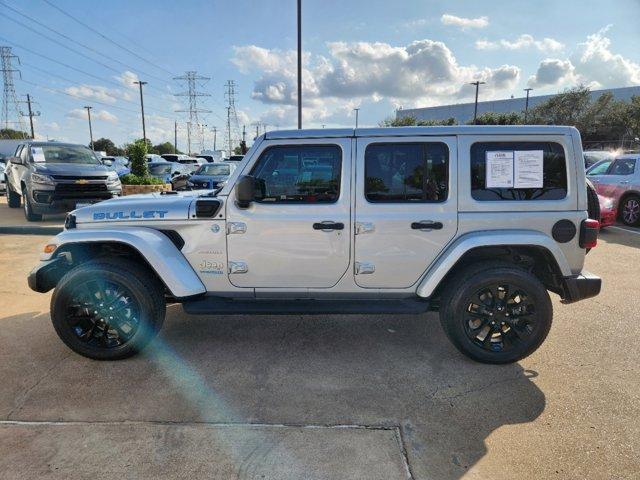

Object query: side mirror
[8,156,21,165]
[101,159,113,167]
[235,175,256,208]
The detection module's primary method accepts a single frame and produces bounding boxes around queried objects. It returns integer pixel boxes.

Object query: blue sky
[2,0,640,150]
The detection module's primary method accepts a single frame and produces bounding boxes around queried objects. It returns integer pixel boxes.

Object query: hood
[72,190,211,224]
[33,162,112,177]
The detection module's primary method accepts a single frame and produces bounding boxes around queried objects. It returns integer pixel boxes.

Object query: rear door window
[607,158,636,175]
[471,142,567,201]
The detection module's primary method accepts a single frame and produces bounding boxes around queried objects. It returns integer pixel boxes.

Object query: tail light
[580,218,599,249]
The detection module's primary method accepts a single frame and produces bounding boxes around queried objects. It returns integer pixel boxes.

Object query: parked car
[225,154,244,162]
[0,161,6,194]
[160,153,188,163]
[583,150,616,169]
[147,161,191,184]
[29,126,601,364]
[587,153,640,226]
[195,154,217,163]
[586,158,613,176]
[101,156,130,177]
[145,154,164,163]
[4,141,121,221]
[186,162,237,189]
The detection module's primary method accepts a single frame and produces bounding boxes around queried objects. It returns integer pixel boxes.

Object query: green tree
[92,138,125,156]
[380,115,458,127]
[0,128,28,139]
[153,142,180,155]
[128,139,148,178]
[468,112,523,125]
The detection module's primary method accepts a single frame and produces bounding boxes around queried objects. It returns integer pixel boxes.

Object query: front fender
[415,230,573,298]
[41,227,206,299]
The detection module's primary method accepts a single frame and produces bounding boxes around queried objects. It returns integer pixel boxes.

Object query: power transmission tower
[224,80,241,156]
[20,94,40,139]
[173,71,211,154]
[1,46,27,136]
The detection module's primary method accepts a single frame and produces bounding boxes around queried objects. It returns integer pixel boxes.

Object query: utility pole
[211,126,217,150]
[22,94,40,138]
[133,80,148,145]
[174,71,211,154]
[297,0,302,129]
[469,81,486,124]
[523,87,533,123]
[174,120,178,153]
[84,106,94,150]
[254,123,259,139]
[226,106,232,156]
[242,125,246,143]
[224,80,240,156]
[353,108,360,129]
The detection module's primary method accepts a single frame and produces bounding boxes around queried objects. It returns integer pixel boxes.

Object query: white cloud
[114,70,140,89]
[476,34,564,53]
[571,26,640,88]
[528,59,576,88]
[440,14,488,29]
[66,108,118,124]
[232,39,520,119]
[65,84,118,104]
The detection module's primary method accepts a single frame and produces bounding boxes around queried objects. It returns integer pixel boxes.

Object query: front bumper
[30,188,119,214]
[600,207,617,227]
[28,256,69,293]
[560,270,602,304]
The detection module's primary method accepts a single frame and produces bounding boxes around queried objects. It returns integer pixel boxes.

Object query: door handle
[411,220,443,230]
[313,221,344,231]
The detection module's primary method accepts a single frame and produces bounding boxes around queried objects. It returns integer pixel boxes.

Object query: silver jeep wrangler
[28,126,602,364]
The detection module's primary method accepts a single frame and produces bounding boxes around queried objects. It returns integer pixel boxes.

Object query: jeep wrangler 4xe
[28,126,602,364]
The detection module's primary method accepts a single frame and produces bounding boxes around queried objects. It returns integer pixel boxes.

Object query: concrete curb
[0,226,63,236]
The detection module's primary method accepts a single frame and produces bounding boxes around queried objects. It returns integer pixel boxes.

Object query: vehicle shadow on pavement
[1,308,546,479]
[599,227,640,248]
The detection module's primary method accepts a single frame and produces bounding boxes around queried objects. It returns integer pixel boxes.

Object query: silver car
[587,153,640,226]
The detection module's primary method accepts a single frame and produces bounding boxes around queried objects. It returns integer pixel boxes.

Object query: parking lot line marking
[609,226,640,236]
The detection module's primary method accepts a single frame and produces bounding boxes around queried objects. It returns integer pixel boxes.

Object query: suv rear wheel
[439,262,553,364]
[22,190,42,221]
[51,258,166,360]
[7,182,20,208]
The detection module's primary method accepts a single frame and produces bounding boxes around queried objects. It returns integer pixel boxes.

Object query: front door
[354,136,458,288]
[226,139,351,289]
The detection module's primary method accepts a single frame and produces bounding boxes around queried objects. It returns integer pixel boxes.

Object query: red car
[598,194,618,227]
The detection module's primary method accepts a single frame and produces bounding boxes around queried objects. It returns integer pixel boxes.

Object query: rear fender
[416,230,572,298]
[43,227,206,299]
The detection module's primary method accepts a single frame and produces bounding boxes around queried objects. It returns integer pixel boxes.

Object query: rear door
[354,136,458,288]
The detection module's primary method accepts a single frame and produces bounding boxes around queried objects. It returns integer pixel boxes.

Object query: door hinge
[228,261,248,274]
[355,222,375,235]
[227,222,247,234]
[355,262,375,275]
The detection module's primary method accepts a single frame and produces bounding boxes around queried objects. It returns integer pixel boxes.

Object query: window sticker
[486,151,514,188]
[514,150,544,188]
[31,147,46,163]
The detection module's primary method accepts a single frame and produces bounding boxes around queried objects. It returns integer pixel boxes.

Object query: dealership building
[396,86,640,124]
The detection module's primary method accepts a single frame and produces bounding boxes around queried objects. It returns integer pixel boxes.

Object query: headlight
[107,172,119,181]
[30,173,54,185]
[216,181,225,188]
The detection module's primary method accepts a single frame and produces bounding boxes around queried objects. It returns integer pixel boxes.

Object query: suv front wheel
[51,258,166,360]
[439,262,553,364]
[22,190,42,221]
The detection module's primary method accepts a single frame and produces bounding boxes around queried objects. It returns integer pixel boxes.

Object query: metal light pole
[524,87,533,123]
[470,81,485,124]
[84,106,94,150]
[354,108,360,128]
[297,0,302,129]
[174,120,178,153]
[133,80,148,144]
[211,126,217,150]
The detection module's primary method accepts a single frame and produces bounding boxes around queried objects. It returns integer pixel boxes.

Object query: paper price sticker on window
[486,151,514,188]
[514,150,544,188]
[31,147,46,163]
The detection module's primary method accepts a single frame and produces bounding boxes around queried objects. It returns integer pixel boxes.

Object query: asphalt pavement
[0,228,638,479]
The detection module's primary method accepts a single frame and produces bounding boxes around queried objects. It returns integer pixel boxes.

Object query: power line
[41,0,174,77]
[0,1,170,86]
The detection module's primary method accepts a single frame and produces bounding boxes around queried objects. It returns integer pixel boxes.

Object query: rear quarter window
[470,141,567,201]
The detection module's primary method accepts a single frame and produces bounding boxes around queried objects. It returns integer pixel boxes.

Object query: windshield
[149,164,172,175]
[33,145,100,164]
[196,164,231,175]
[587,160,613,176]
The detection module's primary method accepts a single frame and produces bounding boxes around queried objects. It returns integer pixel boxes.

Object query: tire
[439,262,553,364]
[22,190,42,221]
[620,194,640,227]
[7,182,20,208]
[50,258,166,360]
[586,180,600,222]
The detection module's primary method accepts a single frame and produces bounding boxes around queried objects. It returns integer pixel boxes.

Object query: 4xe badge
[92,210,169,220]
